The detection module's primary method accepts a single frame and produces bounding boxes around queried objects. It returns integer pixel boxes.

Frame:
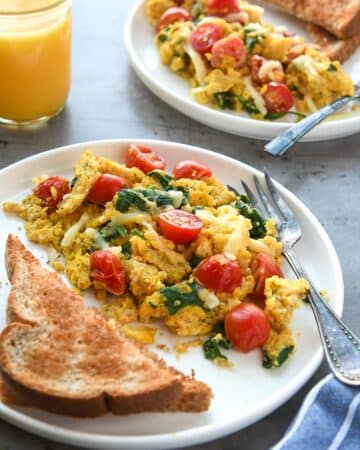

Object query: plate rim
[124,0,360,142]
[0,138,344,450]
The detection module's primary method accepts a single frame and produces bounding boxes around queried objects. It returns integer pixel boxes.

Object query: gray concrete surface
[0,1,359,449]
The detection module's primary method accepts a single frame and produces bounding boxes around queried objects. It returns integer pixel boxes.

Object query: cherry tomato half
[158,209,203,244]
[206,0,239,16]
[211,36,246,69]
[262,82,294,114]
[173,160,212,179]
[190,22,222,54]
[87,174,127,205]
[33,176,70,210]
[90,250,126,295]
[252,253,283,302]
[225,303,270,352]
[157,7,191,31]
[125,144,167,174]
[194,254,242,293]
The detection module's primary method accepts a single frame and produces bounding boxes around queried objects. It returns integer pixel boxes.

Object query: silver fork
[241,170,360,385]
[264,83,360,157]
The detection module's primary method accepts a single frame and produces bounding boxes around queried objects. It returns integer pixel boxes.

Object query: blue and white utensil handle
[283,244,360,386]
[264,96,353,157]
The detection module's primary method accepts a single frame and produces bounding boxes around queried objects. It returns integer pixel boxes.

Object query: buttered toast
[0,235,211,417]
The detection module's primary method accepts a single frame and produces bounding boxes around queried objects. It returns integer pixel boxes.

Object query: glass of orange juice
[0,0,71,126]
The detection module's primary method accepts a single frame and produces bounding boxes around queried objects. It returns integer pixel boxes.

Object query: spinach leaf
[148,170,174,190]
[70,177,78,189]
[116,188,183,213]
[130,229,145,239]
[328,63,337,72]
[214,92,236,110]
[116,189,148,212]
[157,33,168,43]
[233,196,267,239]
[99,222,128,241]
[121,241,132,258]
[189,253,202,269]
[161,282,207,315]
[264,111,306,120]
[238,96,260,114]
[243,25,265,54]
[203,322,231,361]
[263,345,294,369]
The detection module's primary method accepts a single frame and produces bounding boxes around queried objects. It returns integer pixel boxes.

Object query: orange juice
[0,0,71,125]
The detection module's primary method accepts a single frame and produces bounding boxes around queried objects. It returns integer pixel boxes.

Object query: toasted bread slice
[306,23,360,62]
[0,235,212,417]
[262,0,360,39]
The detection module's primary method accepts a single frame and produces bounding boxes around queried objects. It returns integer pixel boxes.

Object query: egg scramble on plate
[3,146,309,368]
[146,0,354,120]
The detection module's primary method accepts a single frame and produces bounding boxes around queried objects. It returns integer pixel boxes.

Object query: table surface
[0,1,359,449]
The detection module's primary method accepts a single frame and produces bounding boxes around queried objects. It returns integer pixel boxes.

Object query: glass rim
[0,0,69,16]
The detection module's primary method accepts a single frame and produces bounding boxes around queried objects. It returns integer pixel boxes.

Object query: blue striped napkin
[272,375,360,450]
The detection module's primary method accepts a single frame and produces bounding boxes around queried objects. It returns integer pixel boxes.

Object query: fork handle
[283,245,360,385]
[264,95,353,157]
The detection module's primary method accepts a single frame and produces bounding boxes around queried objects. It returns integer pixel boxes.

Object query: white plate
[124,1,360,141]
[0,139,343,449]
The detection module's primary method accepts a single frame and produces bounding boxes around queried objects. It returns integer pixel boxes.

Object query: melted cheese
[184,42,207,86]
[243,76,267,116]
[198,288,220,309]
[61,212,90,248]
[258,60,282,80]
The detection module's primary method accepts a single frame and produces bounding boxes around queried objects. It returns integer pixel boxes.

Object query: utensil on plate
[264,83,360,157]
[237,170,360,385]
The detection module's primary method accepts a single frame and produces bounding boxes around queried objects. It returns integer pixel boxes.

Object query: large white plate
[124,1,360,141]
[0,139,343,449]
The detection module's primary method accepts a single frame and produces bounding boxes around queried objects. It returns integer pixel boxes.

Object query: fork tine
[227,184,240,196]
[254,175,283,224]
[263,169,297,224]
[241,180,264,213]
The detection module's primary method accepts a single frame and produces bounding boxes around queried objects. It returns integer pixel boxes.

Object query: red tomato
[33,176,70,210]
[190,23,222,54]
[206,0,239,16]
[211,36,246,68]
[157,7,191,31]
[225,303,270,352]
[125,144,166,174]
[262,82,294,114]
[252,253,283,301]
[158,209,203,244]
[194,254,242,293]
[173,160,212,179]
[87,174,127,205]
[90,250,126,295]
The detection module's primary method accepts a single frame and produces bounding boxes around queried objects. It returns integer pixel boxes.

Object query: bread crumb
[122,325,157,344]
[156,344,170,352]
[174,339,204,356]
[213,357,234,369]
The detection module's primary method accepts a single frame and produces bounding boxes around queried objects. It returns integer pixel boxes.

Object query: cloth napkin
[272,374,360,450]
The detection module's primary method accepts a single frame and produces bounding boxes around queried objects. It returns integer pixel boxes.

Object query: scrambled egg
[147,0,354,119]
[3,149,310,368]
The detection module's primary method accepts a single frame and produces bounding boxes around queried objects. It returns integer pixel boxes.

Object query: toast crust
[306,23,360,62]
[262,0,360,39]
[0,235,212,417]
